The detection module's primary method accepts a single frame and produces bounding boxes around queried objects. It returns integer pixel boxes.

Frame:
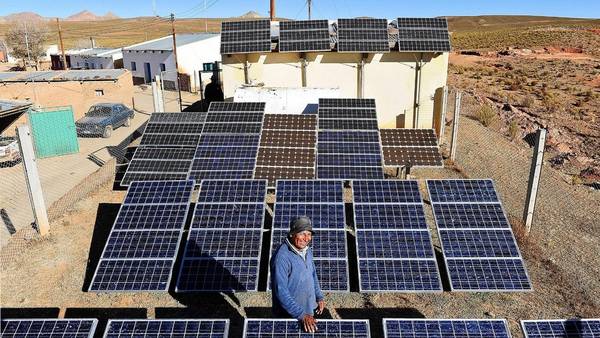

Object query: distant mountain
[65,10,120,21]
[239,11,263,19]
[0,12,46,23]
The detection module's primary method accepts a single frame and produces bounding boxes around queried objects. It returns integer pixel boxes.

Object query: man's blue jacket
[270,240,324,319]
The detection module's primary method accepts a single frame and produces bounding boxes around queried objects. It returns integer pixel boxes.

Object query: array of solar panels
[317,98,385,179]
[428,179,532,291]
[353,180,441,292]
[190,102,265,180]
[255,114,317,186]
[4,319,599,337]
[177,180,267,291]
[270,180,349,291]
[220,17,450,54]
[396,18,451,52]
[90,180,194,291]
[121,112,206,186]
[380,129,443,167]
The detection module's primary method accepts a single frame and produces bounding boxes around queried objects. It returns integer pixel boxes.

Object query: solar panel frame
[426,179,500,204]
[382,146,444,167]
[520,319,600,338]
[243,319,371,338]
[279,19,331,53]
[383,318,511,338]
[147,112,207,124]
[395,18,451,52]
[445,258,532,291]
[220,19,272,54]
[337,18,390,53]
[396,18,449,29]
[103,319,230,338]
[1,319,98,338]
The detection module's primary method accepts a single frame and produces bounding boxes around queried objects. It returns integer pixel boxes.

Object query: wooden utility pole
[270,0,276,21]
[308,0,312,19]
[523,129,547,235]
[170,13,183,111]
[56,18,67,70]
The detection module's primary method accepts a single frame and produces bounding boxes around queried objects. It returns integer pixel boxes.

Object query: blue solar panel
[318,154,382,167]
[317,166,384,179]
[191,158,256,171]
[102,230,180,259]
[273,203,345,229]
[205,112,264,123]
[446,258,532,291]
[313,259,349,291]
[354,204,428,230]
[271,229,347,258]
[177,258,259,291]
[275,180,343,203]
[318,130,380,143]
[1,319,98,338]
[104,319,229,338]
[185,229,262,258]
[427,179,499,203]
[243,319,370,337]
[198,180,267,203]
[193,204,265,229]
[318,142,382,154]
[440,229,520,258]
[359,259,441,292]
[383,319,510,338]
[194,146,259,158]
[124,180,195,205]
[199,134,261,147]
[113,204,189,230]
[91,259,174,291]
[353,180,421,204]
[357,230,435,259]
[521,319,600,338]
[432,203,510,229]
[189,170,255,181]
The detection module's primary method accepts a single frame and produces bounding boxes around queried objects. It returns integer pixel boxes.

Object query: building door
[144,62,152,83]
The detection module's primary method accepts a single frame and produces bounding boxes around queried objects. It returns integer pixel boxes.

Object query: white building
[69,48,123,70]
[122,33,221,91]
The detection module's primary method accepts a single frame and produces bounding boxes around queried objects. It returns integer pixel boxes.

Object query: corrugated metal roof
[0,69,128,82]
[124,33,219,51]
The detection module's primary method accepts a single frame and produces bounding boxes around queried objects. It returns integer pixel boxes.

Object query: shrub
[475,104,497,127]
[508,119,520,141]
[521,95,535,108]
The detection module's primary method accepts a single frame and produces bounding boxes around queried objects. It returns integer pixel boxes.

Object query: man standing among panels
[271,216,325,333]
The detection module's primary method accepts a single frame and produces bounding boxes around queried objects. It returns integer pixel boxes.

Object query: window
[160,63,166,72]
[95,89,104,97]
[100,64,103,69]
[131,61,137,71]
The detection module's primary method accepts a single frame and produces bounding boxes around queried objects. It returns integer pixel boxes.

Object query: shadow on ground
[0,307,60,318]
[64,307,147,338]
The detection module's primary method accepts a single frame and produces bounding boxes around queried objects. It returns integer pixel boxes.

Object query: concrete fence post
[16,125,49,236]
[523,128,547,235]
[439,86,449,143]
[450,91,461,162]
[152,81,160,112]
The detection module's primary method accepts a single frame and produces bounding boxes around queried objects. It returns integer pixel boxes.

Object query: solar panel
[199,134,261,147]
[1,319,98,338]
[243,319,370,338]
[201,123,262,134]
[428,179,532,291]
[380,129,442,167]
[397,40,451,52]
[205,112,265,123]
[260,130,316,147]
[383,319,510,338]
[337,18,390,53]
[318,154,382,167]
[319,98,376,108]
[90,180,194,292]
[396,18,448,29]
[319,131,380,143]
[352,180,441,292]
[139,133,202,147]
[189,170,255,181]
[221,19,271,54]
[317,166,384,180]
[144,123,204,134]
[396,17,451,52]
[135,112,205,150]
[177,179,267,292]
[521,319,600,338]
[319,119,379,131]
[270,180,348,292]
[262,114,317,130]
[257,148,315,166]
[104,319,229,338]
[318,142,382,154]
[279,20,331,52]
[209,102,266,112]
[254,167,315,184]
[191,158,256,171]
[148,112,207,123]
[319,108,378,120]
[380,129,438,147]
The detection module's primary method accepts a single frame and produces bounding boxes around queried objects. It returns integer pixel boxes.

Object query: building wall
[70,55,116,69]
[222,51,449,129]
[0,74,134,133]
[177,36,222,91]
[122,50,175,85]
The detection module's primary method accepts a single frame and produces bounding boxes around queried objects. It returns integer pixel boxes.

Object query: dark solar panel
[191,158,256,171]
[396,17,448,29]
[254,167,315,186]
[102,230,181,259]
[275,180,343,203]
[197,180,267,203]
[209,102,266,112]
[185,229,262,258]
[205,112,265,123]
[318,142,382,154]
[271,229,347,258]
[194,146,259,159]
[521,319,600,338]
[148,112,206,124]
[1,319,98,338]
[144,123,204,134]
[243,319,370,338]
[262,114,317,130]
[279,20,331,52]
[383,147,443,167]
[384,319,510,338]
[201,123,262,134]
[431,203,510,229]
[319,119,379,131]
[124,180,195,205]
[189,170,255,181]
[337,18,390,53]
[122,147,196,187]
[132,147,196,160]
[354,204,428,230]
[317,166,384,180]
[359,259,441,292]
[177,258,260,291]
[104,320,229,338]
[446,258,532,291]
[192,204,265,229]
[357,230,435,259]
[427,179,499,203]
[319,98,376,108]
[319,131,380,143]
[440,229,520,258]
[396,17,450,52]
[380,129,438,147]
[318,154,382,167]
[199,134,261,147]
[139,133,201,147]
[221,20,271,54]
[113,204,189,230]
[273,203,345,229]
[90,259,174,291]
[318,108,377,120]
[352,180,421,204]
[397,40,451,52]
[121,172,190,187]
[313,259,349,291]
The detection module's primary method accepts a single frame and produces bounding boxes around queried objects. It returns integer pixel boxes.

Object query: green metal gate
[28,106,79,158]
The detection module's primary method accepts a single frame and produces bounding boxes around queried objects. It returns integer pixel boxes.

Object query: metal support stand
[523,129,547,235]
[17,125,49,236]
[450,91,461,162]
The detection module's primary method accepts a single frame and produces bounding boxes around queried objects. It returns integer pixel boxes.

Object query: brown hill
[65,10,120,21]
[0,12,46,23]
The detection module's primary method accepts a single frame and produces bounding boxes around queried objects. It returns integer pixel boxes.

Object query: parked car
[0,136,21,166]
[75,103,134,138]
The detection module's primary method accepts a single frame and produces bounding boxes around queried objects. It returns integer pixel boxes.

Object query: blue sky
[2,0,599,19]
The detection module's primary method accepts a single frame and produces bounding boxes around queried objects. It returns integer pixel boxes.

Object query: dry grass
[475,104,497,127]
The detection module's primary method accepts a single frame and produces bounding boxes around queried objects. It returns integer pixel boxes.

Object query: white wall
[177,35,222,91]
[70,55,116,69]
[234,87,340,114]
[122,50,176,83]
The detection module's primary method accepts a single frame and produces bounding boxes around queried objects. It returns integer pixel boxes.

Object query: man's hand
[301,314,318,333]
[315,300,326,315]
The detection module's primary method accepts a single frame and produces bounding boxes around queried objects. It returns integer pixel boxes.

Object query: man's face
[291,230,312,250]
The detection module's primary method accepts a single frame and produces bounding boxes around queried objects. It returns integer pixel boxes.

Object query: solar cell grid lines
[113,204,189,230]
[257,148,315,167]
[205,112,265,123]
[318,108,378,120]
[275,180,343,203]
[383,319,510,338]
[104,319,229,338]
[273,204,345,229]
[192,158,256,171]
[192,204,265,229]
[262,114,317,130]
[521,319,600,338]
[132,147,196,160]
[396,17,449,29]
[1,319,98,338]
[397,29,450,40]
[139,133,202,147]
[259,130,315,148]
[121,147,196,186]
[380,129,438,147]
[201,123,262,134]
[352,180,421,204]
[319,98,376,108]
[143,123,204,135]
[197,180,267,203]
[432,203,511,229]
[254,167,315,182]
[91,259,174,291]
[279,19,331,52]
[199,134,261,147]
[446,258,531,291]
[397,40,451,52]
[354,204,428,230]
[427,179,499,204]
[395,17,451,52]
[318,154,382,167]
[147,112,207,124]
[209,102,266,112]
[126,160,191,173]
[243,319,370,338]
[383,147,443,167]
[337,18,390,53]
[318,141,382,155]
[319,119,379,131]
[194,146,259,159]
[319,130,380,143]
[220,20,271,54]
[123,180,195,205]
